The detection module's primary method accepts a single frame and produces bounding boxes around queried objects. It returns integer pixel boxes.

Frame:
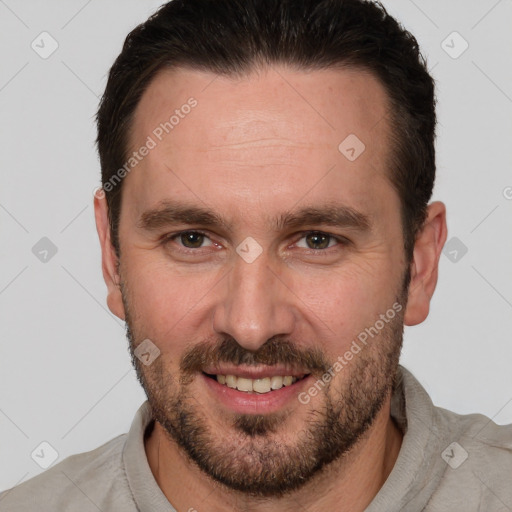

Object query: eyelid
[162,229,349,252]
[162,229,215,248]
[291,230,349,251]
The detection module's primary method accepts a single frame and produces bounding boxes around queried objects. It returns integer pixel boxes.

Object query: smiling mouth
[203,372,310,394]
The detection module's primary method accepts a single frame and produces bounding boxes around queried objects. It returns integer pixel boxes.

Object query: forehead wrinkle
[207,136,303,150]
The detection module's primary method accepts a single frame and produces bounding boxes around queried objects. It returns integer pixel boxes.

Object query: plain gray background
[1,0,511,492]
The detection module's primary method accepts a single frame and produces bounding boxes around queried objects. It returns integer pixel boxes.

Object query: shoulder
[397,367,512,510]
[429,405,512,509]
[434,403,512,466]
[400,366,512,467]
[0,434,137,512]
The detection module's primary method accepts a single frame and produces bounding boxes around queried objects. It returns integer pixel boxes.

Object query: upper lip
[202,365,310,380]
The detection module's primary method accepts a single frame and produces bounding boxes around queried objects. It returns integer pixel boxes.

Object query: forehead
[132,64,390,149]
[124,65,396,226]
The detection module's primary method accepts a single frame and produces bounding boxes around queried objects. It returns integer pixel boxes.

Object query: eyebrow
[138,201,231,231]
[138,200,371,233]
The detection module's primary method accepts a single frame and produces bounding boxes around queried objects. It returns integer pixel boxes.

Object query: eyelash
[161,230,349,255]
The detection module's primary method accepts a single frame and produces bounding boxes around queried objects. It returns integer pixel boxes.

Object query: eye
[295,231,343,250]
[162,230,347,255]
[165,230,214,249]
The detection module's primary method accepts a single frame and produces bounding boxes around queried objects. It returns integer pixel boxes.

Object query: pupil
[182,232,203,248]
[307,233,329,249]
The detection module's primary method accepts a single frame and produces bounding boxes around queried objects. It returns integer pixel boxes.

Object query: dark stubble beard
[123,278,408,498]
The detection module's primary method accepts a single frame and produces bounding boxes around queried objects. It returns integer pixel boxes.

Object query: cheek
[290,261,401,343]
[122,255,220,339]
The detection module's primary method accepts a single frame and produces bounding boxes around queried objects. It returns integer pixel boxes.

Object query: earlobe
[94,189,126,321]
[404,201,448,326]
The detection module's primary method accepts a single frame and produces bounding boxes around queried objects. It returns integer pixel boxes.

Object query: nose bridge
[213,251,294,351]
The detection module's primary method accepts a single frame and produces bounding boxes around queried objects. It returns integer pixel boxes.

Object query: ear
[94,189,126,321]
[404,201,447,326]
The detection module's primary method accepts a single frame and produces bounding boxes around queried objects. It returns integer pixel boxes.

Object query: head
[95,0,447,498]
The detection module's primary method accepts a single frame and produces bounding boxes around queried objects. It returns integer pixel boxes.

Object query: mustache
[181,336,330,377]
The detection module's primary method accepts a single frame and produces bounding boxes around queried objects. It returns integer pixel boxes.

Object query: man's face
[114,66,409,495]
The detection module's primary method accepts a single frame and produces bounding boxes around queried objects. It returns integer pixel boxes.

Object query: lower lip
[201,373,313,414]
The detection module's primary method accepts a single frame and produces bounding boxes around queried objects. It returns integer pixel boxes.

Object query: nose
[212,250,296,352]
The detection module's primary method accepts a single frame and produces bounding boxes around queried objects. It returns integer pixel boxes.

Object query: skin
[95,65,447,511]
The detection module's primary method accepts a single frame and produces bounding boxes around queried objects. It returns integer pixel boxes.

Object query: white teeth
[226,375,237,389]
[215,374,300,393]
[253,378,271,393]
[236,377,253,392]
[270,376,283,390]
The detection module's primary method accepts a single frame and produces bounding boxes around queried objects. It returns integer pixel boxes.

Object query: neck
[145,395,403,512]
